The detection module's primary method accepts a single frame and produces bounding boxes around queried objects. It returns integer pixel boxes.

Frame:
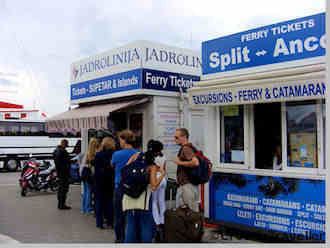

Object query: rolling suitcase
[164,206,204,243]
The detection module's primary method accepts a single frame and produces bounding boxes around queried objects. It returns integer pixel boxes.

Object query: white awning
[46,97,149,130]
[188,67,326,107]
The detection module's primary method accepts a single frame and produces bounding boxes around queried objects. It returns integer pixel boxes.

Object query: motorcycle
[19,158,59,197]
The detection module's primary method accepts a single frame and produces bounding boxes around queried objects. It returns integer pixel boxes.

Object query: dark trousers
[57,177,69,208]
[114,186,125,242]
[95,190,114,228]
[124,209,154,243]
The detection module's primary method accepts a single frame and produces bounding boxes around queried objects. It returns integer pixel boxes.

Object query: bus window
[48,129,81,138]
[0,121,46,136]
[20,122,45,136]
[0,123,6,136]
[7,122,20,135]
[220,105,245,164]
[287,101,318,168]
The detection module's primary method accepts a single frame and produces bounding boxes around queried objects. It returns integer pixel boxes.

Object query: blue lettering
[228,92,233,102]
[279,87,285,98]
[294,85,302,96]
[289,86,295,97]
[302,85,309,96]
[314,83,322,96]
[193,92,233,105]
[238,89,263,102]
[273,87,279,98]
[308,83,315,95]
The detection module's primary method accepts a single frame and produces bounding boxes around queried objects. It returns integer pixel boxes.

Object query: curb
[0,234,20,244]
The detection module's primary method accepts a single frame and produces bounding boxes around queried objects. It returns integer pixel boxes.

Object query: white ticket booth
[188,13,326,242]
[46,41,202,178]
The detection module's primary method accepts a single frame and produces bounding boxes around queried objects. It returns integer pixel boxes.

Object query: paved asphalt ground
[0,172,256,244]
[0,172,115,243]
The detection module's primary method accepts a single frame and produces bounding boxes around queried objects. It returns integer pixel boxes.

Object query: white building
[46,40,202,178]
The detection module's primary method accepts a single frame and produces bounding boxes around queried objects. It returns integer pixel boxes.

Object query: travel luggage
[180,144,213,185]
[164,206,204,243]
[120,153,150,198]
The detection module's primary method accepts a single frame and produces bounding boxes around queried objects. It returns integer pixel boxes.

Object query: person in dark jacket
[94,137,116,229]
[53,139,71,210]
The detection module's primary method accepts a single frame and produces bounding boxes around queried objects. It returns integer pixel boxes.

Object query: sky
[0,0,325,116]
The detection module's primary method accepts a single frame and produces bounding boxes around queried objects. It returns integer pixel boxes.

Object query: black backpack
[120,153,150,198]
[180,145,212,185]
[81,166,93,184]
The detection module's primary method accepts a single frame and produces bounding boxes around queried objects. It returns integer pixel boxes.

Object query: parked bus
[0,107,80,171]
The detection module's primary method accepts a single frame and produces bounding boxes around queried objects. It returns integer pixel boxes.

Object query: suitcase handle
[177,205,194,217]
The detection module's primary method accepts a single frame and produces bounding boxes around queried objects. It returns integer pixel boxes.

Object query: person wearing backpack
[94,137,116,229]
[111,130,138,243]
[121,141,166,243]
[80,138,100,214]
[174,128,200,212]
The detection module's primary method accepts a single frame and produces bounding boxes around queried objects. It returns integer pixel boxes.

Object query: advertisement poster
[223,106,239,117]
[289,133,317,168]
[209,172,325,241]
[157,112,180,178]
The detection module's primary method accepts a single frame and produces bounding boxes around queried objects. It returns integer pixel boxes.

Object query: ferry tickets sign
[71,69,200,101]
[189,79,326,106]
[70,41,201,103]
[142,69,199,93]
[209,173,325,241]
[202,13,325,78]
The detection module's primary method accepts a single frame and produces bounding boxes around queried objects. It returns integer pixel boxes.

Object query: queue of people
[53,127,204,243]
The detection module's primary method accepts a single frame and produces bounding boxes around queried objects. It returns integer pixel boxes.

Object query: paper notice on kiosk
[231,150,244,163]
[223,106,239,117]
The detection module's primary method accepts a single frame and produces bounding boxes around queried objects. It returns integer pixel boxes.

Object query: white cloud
[0,0,325,116]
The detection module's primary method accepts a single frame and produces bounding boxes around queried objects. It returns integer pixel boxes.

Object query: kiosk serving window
[217,99,325,173]
[254,103,282,170]
[286,101,318,169]
[129,113,143,150]
[220,105,246,166]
